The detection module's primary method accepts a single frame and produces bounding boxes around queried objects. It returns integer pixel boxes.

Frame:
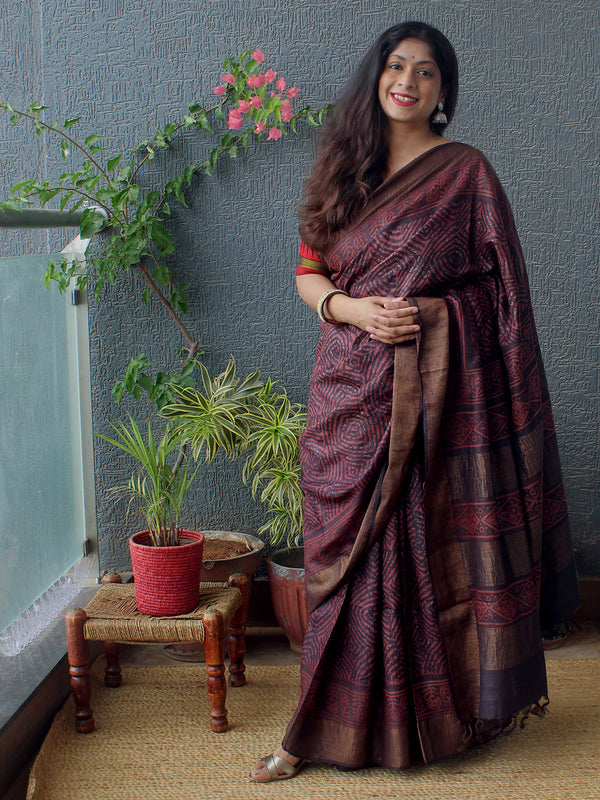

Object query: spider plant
[241,381,306,547]
[163,359,306,548]
[96,416,200,547]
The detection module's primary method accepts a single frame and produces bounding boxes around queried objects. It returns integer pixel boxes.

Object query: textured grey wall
[1,0,598,575]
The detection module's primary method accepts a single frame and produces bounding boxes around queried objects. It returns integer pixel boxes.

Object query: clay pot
[266,546,308,653]
[163,530,264,661]
[129,530,205,616]
[200,530,264,583]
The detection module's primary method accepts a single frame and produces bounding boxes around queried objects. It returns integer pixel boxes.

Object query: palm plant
[96,417,200,547]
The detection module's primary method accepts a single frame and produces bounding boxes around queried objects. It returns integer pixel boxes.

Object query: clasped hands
[328,293,420,345]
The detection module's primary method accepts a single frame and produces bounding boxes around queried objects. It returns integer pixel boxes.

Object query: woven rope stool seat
[65,573,248,734]
[82,582,241,643]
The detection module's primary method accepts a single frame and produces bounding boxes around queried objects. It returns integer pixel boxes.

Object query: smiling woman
[250,20,580,783]
[377,39,445,140]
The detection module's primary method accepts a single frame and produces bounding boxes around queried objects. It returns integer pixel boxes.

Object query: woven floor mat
[27,658,600,800]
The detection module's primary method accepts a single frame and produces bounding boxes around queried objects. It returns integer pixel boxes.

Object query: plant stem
[11,108,112,183]
[136,260,198,354]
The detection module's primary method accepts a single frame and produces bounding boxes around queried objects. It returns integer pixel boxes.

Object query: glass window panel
[0,254,85,632]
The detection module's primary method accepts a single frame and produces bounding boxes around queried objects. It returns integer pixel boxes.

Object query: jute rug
[27,658,599,800]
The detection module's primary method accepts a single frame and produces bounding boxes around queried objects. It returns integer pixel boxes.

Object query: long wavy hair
[299,22,459,253]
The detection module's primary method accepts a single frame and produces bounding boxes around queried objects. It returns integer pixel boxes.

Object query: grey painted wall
[1,0,599,575]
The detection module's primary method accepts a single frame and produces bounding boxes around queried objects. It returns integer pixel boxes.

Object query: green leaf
[117,164,132,182]
[11,180,34,192]
[63,116,81,129]
[107,154,122,172]
[195,110,212,132]
[38,188,61,206]
[150,223,174,254]
[80,208,106,238]
[84,134,102,148]
[151,262,170,286]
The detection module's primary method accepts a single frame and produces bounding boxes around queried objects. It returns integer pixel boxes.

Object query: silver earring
[432,102,447,124]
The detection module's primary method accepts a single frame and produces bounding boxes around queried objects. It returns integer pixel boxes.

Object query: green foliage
[96,417,200,547]
[111,355,198,409]
[164,359,264,462]
[163,359,306,547]
[0,52,328,546]
[0,57,330,410]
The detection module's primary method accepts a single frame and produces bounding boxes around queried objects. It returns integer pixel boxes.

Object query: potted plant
[97,416,205,616]
[100,357,274,615]
[0,50,330,582]
[165,367,309,650]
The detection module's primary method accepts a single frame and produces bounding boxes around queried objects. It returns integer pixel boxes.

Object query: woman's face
[378,38,445,130]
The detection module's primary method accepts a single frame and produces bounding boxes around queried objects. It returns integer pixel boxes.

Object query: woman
[250,21,580,782]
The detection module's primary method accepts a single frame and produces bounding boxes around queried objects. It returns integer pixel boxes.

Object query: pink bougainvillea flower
[267,126,282,141]
[221,73,236,85]
[212,84,226,95]
[237,99,251,113]
[228,110,244,130]
[254,122,267,133]
[249,95,262,109]
[251,49,265,64]
[276,77,286,92]
[247,74,267,88]
[280,99,294,122]
[264,68,277,82]
[286,86,299,98]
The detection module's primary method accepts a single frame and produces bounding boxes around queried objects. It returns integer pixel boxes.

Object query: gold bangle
[316,289,349,324]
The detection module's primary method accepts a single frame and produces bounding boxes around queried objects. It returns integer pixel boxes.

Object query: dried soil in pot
[202,538,252,561]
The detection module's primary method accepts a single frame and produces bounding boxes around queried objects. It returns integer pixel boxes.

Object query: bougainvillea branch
[0,48,331,410]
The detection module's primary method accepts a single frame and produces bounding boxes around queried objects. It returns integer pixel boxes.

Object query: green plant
[241,382,306,547]
[0,48,330,410]
[1,47,324,548]
[163,359,306,547]
[96,417,199,547]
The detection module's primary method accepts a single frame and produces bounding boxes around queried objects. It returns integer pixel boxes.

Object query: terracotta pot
[266,546,308,653]
[199,530,264,583]
[163,530,265,661]
[129,529,204,616]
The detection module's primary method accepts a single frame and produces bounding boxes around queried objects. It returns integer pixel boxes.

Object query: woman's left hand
[365,297,420,345]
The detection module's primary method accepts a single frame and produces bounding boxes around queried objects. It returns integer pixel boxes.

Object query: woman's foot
[250,746,305,782]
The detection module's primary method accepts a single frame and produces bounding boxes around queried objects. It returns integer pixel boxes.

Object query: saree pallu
[283,142,580,769]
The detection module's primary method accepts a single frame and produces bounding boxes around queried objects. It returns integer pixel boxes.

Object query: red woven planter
[129,530,205,616]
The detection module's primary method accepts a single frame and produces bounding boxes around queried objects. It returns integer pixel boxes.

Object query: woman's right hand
[328,294,420,345]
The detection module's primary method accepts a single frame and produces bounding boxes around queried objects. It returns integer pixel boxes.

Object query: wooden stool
[65,574,248,734]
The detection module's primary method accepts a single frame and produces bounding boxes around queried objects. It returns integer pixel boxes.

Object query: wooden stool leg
[227,573,247,687]
[65,608,95,733]
[203,609,228,733]
[104,641,122,687]
[100,574,123,688]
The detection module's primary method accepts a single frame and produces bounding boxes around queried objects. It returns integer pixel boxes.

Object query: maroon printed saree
[283,142,580,769]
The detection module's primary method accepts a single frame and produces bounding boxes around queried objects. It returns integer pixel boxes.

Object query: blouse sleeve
[296,240,330,277]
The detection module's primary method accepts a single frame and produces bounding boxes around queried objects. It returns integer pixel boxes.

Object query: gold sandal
[250,754,306,782]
